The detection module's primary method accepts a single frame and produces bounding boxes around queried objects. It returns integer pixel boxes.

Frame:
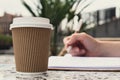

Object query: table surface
[0,54,120,80]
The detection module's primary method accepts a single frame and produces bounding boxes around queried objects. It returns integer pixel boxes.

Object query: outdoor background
[0,0,120,56]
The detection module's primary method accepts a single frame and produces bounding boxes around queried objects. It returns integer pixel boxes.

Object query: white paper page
[48,56,120,70]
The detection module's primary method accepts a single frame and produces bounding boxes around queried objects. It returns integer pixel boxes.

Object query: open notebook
[48,56,120,71]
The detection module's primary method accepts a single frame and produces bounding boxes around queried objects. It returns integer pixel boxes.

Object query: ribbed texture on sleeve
[12,27,51,72]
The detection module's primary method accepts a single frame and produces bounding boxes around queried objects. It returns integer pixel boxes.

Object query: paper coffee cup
[10,17,53,72]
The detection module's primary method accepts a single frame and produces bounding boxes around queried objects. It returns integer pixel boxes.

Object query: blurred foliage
[21,0,92,55]
[0,34,12,50]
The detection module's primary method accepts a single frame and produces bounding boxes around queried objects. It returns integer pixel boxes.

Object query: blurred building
[82,7,117,27]
[81,7,120,37]
[0,12,21,35]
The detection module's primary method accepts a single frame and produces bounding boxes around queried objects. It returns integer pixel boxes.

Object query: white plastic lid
[10,17,53,30]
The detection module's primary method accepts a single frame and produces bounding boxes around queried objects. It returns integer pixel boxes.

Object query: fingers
[63,33,87,56]
[63,36,71,49]
[63,32,100,57]
[63,36,71,45]
[66,33,85,45]
[63,33,86,49]
[70,47,86,56]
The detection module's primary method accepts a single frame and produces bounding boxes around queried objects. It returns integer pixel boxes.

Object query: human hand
[63,33,101,57]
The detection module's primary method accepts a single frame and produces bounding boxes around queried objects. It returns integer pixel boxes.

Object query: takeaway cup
[10,17,53,74]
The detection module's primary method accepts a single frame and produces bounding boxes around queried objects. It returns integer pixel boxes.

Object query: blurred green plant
[21,0,93,55]
[0,34,12,50]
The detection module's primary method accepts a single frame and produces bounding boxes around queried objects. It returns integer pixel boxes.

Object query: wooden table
[0,54,120,80]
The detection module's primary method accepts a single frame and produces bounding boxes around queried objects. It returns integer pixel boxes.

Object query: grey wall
[86,19,120,37]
